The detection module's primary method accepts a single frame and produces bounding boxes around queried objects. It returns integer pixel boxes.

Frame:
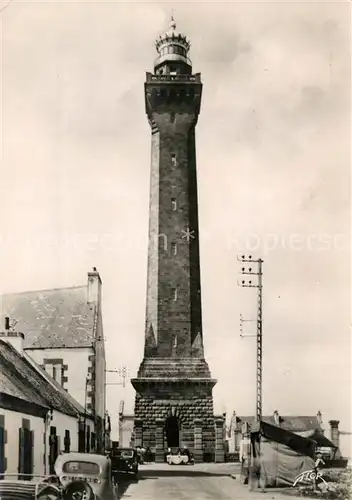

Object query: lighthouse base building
[132,360,224,463]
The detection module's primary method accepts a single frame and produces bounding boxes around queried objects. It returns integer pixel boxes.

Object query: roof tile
[1,286,95,348]
[236,415,322,432]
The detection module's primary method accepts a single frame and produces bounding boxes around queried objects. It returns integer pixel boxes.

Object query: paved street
[116,463,294,500]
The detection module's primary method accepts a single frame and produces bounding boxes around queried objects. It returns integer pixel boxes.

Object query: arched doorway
[165,416,180,448]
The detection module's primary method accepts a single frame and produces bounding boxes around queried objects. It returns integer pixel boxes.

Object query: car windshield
[120,450,134,458]
[62,461,100,475]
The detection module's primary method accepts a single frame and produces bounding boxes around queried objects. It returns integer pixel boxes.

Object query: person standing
[136,446,142,464]
[312,452,325,491]
[314,452,325,470]
[258,452,267,493]
[145,446,152,463]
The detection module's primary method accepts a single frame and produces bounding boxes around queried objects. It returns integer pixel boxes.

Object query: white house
[1,268,106,451]
[0,331,96,478]
[118,400,135,448]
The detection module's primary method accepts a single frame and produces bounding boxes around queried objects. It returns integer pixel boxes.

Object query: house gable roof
[235,415,322,432]
[0,339,87,417]
[0,286,95,349]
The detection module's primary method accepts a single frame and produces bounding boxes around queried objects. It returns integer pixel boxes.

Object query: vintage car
[53,453,117,500]
[0,453,117,500]
[166,448,194,465]
[0,475,58,500]
[109,448,138,478]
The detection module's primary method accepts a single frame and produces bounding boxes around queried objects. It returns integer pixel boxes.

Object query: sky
[0,0,351,451]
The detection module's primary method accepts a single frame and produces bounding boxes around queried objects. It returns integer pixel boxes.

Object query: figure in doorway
[145,446,153,463]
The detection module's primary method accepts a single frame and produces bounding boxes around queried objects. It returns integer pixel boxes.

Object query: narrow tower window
[171,198,177,211]
[173,287,178,301]
[171,242,177,255]
[170,112,175,123]
[171,153,177,167]
[173,334,178,348]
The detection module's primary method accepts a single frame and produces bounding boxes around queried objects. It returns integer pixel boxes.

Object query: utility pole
[238,255,264,492]
[104,366,128,451]
[238,255,264,424]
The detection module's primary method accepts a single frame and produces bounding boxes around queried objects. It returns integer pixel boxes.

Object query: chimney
[273,410,280,426]
[329,420,340,449]
[87,267,102,305]
[317,411,323,430]
[0,317,24,353]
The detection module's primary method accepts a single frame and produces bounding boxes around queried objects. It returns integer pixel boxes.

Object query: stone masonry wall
[134,382,215,453]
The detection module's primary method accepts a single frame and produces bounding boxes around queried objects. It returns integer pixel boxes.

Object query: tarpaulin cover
[250,421,317,487]
[252,421,316,458]
[257,438,315,487]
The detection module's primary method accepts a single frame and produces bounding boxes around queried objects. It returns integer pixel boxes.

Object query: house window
[171,153,177,167]
[171,198,177,211]
[43,359,65,386]
[49,427,58,475]
[171,243,177,256]
[64,430,70,453]
[173,288,178,301]
[0,415,5,475]
[18,424,34,479]
[91,432,96,452]
[86,426,90,453]
[51,365,63,384]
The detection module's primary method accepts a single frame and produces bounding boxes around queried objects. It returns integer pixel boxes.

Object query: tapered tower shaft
[131,18,220,463]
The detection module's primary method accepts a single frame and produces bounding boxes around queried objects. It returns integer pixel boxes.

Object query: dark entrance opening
[165,416,179,448]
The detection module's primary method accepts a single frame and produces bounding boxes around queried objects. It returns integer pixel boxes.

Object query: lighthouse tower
[131,18,222,463]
